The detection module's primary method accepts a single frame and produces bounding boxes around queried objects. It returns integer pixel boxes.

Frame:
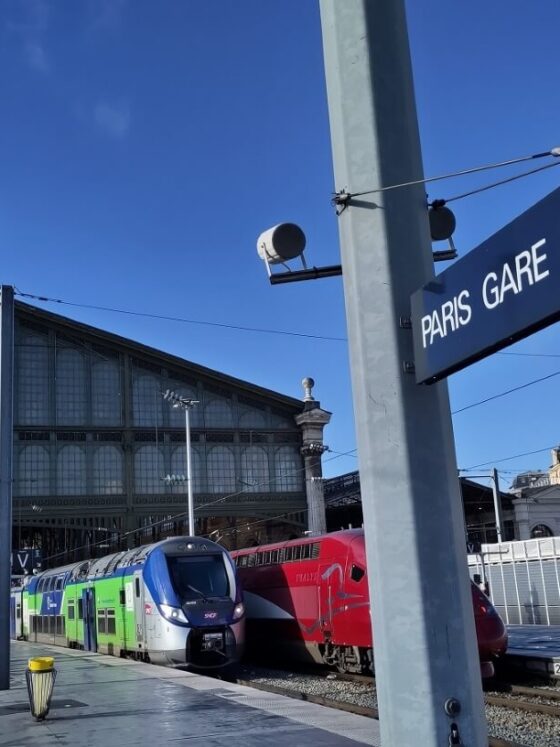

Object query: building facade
[12,302,316,568]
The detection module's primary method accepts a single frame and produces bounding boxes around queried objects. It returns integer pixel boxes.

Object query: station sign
[11,548,42,575]
[411,187,560,384]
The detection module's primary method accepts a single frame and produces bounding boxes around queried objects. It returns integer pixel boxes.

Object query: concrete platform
[0,642,381,746]
[504,625,560,679]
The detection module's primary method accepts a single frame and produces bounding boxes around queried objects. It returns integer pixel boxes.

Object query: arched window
[16,445,50,496]
[531,524,553,538]
[17,333,49,424]
[274,446,303,492]
[207,446,236,493]
[56,348,87,425]
[204,398,233,428]
[134,445,164,493]
[132,374,163,426]
[92,359,121,425]
[57,445,86,495]
[93,446,123,495]
[240,446,269,493]
[171,446,202,493]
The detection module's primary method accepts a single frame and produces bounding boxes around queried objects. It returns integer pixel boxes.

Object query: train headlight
[160,604,188,624]
[233,602,245,621]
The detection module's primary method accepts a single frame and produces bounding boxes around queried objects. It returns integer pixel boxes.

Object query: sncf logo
[204,611,217,619]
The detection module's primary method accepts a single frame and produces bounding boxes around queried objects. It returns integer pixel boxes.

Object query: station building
[324,467,560,543]
[12,302,329,570]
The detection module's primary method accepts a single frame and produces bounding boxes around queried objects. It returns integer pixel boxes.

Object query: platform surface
[506,624,560,657]
[0,642,380,746]
[504,624,560,678]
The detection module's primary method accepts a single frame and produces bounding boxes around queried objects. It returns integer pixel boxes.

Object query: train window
[247,554,257,568]
[351,564,365,583]
[78,599,84,620]
[97,610,106,634]
[135,578,140,597]
[312,543,320,559]
[263,551,271,564]
[55,577,63,591]
[37,578,45,593]
[119,590,126,605]
[301,544,312,560]
[107,610,116,635]
[46,577,55,592]
[16,605,21,619]
[167,555,230,600]
[284,547,293,563]
[68,604,75,621]
[270,550,279,564]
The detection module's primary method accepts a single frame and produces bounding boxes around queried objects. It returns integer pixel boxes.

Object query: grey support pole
[185,406,195,537]
[319,3,487,745]
[0,286,14,690]
[492,468,504,543]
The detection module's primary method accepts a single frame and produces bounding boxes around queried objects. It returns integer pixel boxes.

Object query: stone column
[294,378,331,536]
[513,496,531,540]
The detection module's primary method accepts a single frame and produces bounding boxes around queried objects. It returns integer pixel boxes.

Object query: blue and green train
[10,536,245,670]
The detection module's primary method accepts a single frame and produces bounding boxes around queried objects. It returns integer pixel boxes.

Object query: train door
[132,571,146,655]
[319,563,340,637]
[82,587,97,652]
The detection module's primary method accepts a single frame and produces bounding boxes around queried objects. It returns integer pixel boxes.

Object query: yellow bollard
[26,657,57,720]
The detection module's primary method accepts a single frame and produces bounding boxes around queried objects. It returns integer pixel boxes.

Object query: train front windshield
[168,555,230,600]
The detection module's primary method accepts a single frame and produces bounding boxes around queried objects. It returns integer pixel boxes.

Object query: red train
[231,529,507,678]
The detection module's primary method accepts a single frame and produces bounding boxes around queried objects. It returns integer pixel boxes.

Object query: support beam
[319,3,487,744]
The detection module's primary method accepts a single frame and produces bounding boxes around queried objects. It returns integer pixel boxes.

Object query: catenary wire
[14,290,347,343]
[13,291,560,362]
[432,160,560,205]
[461,444,559,471]
[339,146,560,199]
[452,369,560,414]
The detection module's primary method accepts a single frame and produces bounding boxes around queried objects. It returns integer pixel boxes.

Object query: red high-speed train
[231,529,507,678]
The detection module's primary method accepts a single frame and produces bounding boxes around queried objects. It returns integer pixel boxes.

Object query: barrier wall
[468,536,560,625]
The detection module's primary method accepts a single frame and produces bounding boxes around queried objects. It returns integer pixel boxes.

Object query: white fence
[468,536,560,626]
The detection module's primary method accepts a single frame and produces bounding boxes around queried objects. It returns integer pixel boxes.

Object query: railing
[468,536,560,625]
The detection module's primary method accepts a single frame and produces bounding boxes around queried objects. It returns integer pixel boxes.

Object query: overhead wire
[452,369,560,414]
[461,444,559,471]
[14,290,347,343]
[431,160,560,205]
[334,145,560,200]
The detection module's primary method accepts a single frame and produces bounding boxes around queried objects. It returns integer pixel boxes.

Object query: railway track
[235,676,534,746]
[234,667,560,747]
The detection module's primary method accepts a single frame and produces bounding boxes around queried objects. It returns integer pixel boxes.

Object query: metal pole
[185,406,194,536]
[0,286,14,690]
[492,468,504,543]
[319,3,487,745]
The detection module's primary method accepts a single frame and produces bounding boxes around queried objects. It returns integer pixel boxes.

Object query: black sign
[11,549,42,575]
[412,188,560,384]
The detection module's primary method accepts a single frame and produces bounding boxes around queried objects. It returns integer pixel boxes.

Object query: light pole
[462,470,504,543]
[162,390,199,536]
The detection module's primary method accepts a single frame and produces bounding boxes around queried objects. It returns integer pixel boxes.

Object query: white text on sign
[421,238,549,349]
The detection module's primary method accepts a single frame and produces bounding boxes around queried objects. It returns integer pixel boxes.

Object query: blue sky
[1,0,560,490]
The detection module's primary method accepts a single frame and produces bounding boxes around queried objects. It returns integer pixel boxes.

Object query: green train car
[11,536,245,670]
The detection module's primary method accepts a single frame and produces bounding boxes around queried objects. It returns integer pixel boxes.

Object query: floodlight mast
[162,390,199,536]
